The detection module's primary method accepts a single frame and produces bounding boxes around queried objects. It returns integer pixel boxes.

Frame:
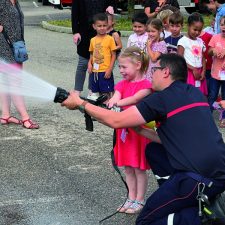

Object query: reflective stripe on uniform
[167,213,174,225]
[155,175,170,180]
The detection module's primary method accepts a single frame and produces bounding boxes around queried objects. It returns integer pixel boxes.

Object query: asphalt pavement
[0,2,157,225]
[0,1,224,225]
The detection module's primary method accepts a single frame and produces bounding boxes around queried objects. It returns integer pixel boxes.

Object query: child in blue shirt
[164,12,183,53]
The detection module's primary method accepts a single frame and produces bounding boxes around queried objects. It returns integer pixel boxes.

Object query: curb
[41,21,133,37]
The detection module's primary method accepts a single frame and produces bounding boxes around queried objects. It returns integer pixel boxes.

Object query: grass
[48,14,213,32]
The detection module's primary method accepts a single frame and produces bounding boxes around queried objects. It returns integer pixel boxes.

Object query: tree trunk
[128,0,135,18]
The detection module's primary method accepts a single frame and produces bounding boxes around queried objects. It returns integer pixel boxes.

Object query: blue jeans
[74,55,89,92]
[208,77,225,118]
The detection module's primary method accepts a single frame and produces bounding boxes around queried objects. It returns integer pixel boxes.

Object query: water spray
[0,61,117,131]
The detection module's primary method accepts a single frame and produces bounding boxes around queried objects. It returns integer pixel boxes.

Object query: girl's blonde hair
[119,46,149,74]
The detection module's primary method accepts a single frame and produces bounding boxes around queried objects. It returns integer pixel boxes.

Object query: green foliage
[48,19,71,27]
[48,14,213,32]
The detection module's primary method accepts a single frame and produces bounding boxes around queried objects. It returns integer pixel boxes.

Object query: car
[48,0,200,14]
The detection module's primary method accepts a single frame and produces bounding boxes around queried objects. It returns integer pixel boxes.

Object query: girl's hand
[0,25,3,33]
[147,39,153,48]
[193,68,201,80]
[222,62,225,70]
[200,71,205,81]
[104,69,112,79]
[107,99,117,108]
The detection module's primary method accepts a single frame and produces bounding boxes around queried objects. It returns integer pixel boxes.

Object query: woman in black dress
[144,0,180,18]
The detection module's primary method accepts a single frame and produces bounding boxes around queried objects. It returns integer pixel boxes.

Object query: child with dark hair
[127,12,149,51]
[201,0,225,34]
[87,13,117,100]
[164,11,183,53]
[178,12,207,96]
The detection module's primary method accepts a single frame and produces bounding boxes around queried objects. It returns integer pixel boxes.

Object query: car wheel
[42,0,49,6]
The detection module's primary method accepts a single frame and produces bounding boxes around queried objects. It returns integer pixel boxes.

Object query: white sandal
[125,200,145,214]
[117,199,135,213]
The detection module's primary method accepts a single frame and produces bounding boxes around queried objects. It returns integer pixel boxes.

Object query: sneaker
[87,92,99,101]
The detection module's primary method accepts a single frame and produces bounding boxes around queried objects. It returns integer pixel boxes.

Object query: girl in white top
[127,12,149,52]
[177,12,207,95]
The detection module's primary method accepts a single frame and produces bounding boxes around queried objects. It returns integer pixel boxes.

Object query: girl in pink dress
[107,46,152,214]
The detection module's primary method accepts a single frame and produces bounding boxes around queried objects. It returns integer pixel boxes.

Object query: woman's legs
[74,55,89,94]
[0,63,38,128]
[0,93,11,119]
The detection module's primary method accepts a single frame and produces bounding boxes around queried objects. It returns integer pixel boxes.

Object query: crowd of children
[85,7,225,214]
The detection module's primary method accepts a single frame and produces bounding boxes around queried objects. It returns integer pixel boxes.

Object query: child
[208,16,225,127]
[156,9,174,38]
[145,18,167,82]
[88,13,117,100]
[107,46,152,214]
[127,12,149,52]
[177,12,207,96]
[164,11,183,53]
[201,0,225,34]
[106,12,122,57]
[199,25,213,90]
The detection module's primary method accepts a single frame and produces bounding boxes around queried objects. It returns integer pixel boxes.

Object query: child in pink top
[107,46,153,214]
[208,16,225,127]
[177,13,207,96]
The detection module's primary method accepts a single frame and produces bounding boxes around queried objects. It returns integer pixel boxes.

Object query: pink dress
[114,79,152,170]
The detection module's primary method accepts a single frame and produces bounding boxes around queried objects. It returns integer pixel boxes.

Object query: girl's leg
[125,166,137,200]
[208,78,220,112]
[125,168,148,214]
[219,81,225,128]
[117,166,136,213]
[135,168,148,203]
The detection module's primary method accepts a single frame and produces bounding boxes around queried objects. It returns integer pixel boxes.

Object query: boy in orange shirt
[88,13,117,100]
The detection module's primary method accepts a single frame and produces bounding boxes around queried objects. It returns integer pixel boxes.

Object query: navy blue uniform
[136,81,225,225]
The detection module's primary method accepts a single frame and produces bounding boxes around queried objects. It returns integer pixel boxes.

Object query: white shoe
[87,92,99,101]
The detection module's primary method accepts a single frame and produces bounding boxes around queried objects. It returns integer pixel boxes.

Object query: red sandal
[0,116,22,125]
[22,119,39,129]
